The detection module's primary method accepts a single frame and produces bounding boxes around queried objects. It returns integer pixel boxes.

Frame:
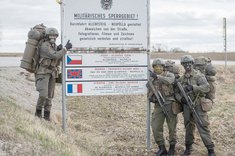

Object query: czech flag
[67,84,83,93]
[67,55,82,65]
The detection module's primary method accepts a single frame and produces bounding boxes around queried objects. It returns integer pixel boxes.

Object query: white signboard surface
[66,81,147,96]
[63,0,147,49]
[66,67,147,81]
[66,53,147,66]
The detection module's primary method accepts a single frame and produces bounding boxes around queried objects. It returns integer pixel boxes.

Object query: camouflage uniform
[148,58,180,155]
[35,41,66,112]
[35,27,71,121]
[176,55,215,156]
[151,71,177,146]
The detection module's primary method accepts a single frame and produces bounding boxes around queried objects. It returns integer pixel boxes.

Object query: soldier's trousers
[183,103,214,147]
[151,103,178,146]
[35,73,56,112]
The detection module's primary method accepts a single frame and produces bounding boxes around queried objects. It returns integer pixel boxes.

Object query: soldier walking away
[147,58,181,156]
[34,27,72,121]
[175,55,216,156]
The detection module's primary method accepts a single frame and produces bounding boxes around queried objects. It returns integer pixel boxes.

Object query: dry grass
[0,96,90,156]
[0,65,235,155]
[63,65,235,155]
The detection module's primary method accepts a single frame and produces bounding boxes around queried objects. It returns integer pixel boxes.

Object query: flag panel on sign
[67,69,82,79]
[67,84,83,93]
[67,55,82,65]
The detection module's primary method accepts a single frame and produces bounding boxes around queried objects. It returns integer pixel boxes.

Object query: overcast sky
[0,0,235,52]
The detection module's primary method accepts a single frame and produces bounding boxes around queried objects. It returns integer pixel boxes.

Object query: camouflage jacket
[175,69,210,102]
[36,41,66,76]
[148,71,175,103]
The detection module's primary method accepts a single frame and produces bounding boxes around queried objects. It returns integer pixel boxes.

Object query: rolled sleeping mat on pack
[20,24,46,73]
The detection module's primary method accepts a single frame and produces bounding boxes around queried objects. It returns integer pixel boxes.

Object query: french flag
[67,84,83,93]
[67,55,82,65]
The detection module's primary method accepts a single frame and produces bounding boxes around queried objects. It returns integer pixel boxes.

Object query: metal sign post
[223,17,227,71]
[58,0,67,132]
[146,0,151,152]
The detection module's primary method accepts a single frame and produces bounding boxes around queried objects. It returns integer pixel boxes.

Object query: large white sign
[66,81,147,96]
[62,0,147,49]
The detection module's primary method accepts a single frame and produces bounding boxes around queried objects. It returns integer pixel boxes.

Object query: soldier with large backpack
[175,55,216,156]
[20,25,72,121]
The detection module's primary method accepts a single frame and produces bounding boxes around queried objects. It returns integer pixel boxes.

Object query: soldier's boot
[44,111,51,121]
[167,144,175,156]
[207,148,216,156]
[156,145,167,156]
[35,109,42,118]
[183,144,192,156]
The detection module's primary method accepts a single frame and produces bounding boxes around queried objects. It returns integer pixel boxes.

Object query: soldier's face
[182,62,193,72]
[49,36,57,44]
[153,65,164,74]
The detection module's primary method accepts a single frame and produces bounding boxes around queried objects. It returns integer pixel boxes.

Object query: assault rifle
[147,79,169,117]
[176,81,203,126]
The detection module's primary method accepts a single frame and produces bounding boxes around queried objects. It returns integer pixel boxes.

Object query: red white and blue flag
[67,55,82,65]
[67,84,83,93]
[67,69,82,79]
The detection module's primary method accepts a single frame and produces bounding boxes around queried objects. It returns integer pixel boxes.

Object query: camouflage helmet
[152,58,165,67]
[45,27,59,37]
[205,57,212,63]
[33,24,46,34]
[180,55,194,65]
[194,56,207,65]
[165,60,175,67]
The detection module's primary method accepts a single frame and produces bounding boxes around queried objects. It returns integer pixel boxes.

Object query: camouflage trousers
[151,102,178,146]
[183,103,214,147]
[35,73,56,112]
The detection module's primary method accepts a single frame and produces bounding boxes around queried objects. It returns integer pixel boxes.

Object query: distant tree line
[151,43,188,53]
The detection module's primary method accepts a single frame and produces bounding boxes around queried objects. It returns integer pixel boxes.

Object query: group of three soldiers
[147,55,216,156]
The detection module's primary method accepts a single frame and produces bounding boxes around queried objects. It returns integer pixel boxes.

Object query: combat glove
[149,95,157,103]
[181,97,187,104]
[65,40,72,50]
[146,82,150,89]
[149,70,158,79]
[57,44,62,51]
[184,84,193,92]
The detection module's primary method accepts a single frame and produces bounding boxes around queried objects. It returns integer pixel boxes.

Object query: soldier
[147,58,181,156]
[176,55,215,156]
[34,27,72,121]
[165,60,180,79]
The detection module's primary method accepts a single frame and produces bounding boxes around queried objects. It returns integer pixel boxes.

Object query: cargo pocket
[199,113,210,126]
[172,101,183,114]
[200,97,213,112]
